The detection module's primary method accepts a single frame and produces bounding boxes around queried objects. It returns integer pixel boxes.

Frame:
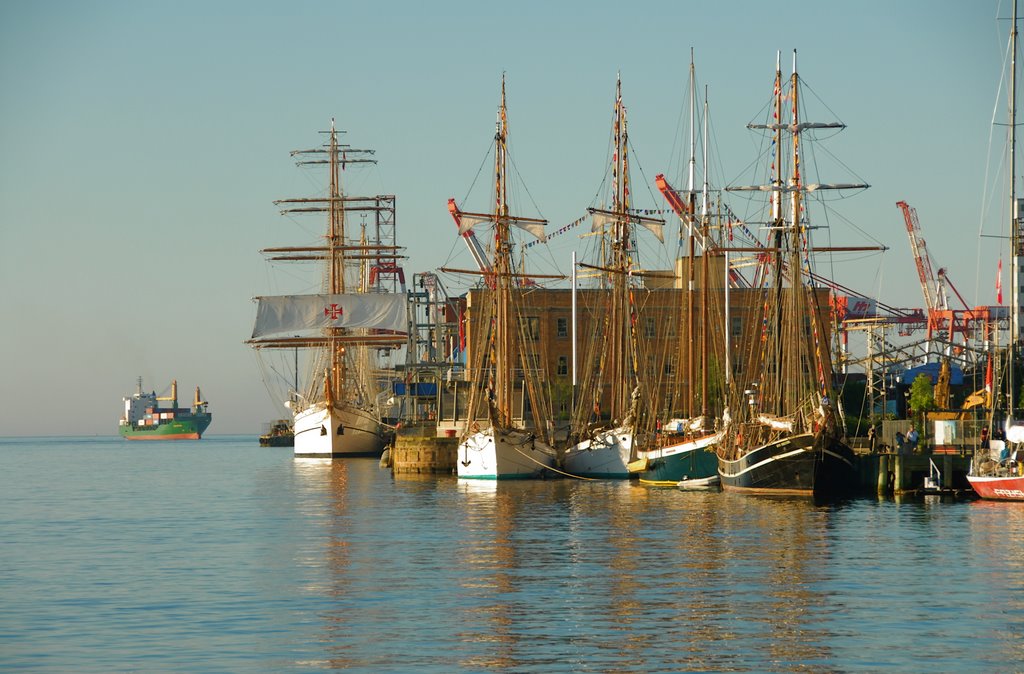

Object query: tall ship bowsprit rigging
[248,120,409,459]
[446,75,560,479]
[717,51,868,498]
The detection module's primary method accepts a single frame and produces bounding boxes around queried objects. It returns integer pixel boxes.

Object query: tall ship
[632,53,727,488]
[119,378,211,440]
[716,51,868,498]
[563,75,666,479]
[248,120,408,459]
[447,75,560,479]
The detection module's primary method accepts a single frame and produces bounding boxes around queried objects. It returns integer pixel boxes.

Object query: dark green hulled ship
[119,378,212,440]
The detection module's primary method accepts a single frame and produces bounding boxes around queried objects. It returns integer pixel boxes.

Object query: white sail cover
[251,294,408,338]
[591,211,665,243]
[756,414,795,432]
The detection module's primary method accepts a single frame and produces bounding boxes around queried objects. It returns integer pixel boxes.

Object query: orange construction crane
[448,198,494,282]
[897,200,945,316]
[897,200,1001,350]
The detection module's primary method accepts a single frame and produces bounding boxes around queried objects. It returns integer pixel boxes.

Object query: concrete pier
[390,424,457,475]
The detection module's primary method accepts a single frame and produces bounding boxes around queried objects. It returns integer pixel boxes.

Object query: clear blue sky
[0,0,1015,436]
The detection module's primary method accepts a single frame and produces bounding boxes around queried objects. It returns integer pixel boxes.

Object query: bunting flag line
[523,213,589,249]
[522,209,677,249]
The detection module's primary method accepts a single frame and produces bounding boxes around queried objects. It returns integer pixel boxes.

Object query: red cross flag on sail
[250,294,408,340]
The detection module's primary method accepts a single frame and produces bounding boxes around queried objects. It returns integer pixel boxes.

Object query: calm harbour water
[2,436,1023,673]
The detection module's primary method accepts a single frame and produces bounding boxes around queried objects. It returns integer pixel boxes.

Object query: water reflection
[443,479,843,672]
[8,439,1024,672]
[283,462,1024,672]
[453,479,526,670]
[291,458,372,669]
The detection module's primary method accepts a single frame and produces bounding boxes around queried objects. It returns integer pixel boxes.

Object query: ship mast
[686,51,698,420]
[1011,0,1019,411]
[700,84,710,421]
[327,120,347,399]
[788,50,807,416]
[770,51,787,417]
[492,75,513,426]
[610,74,633,424]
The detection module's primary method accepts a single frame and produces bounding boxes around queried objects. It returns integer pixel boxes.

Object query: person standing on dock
[906,426,919,454]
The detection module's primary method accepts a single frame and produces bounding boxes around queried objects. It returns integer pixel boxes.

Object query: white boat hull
[562,427,633,479]
[457,426,555,479]
[293,402,388,458]
[677,474,721,490]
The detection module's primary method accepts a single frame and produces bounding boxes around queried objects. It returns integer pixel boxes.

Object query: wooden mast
[769,51,786,418]
[686,52,698,420]
[493,75,512,427]
[610,74,631,423]
[1011,0,1019,411]
[327,118,347,405]
[700,84,710,422]
[788,50,805,417]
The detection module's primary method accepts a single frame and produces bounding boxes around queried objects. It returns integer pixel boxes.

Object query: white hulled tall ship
[447,76,560,479]
[249,121,408,459]
[563,75,666,479]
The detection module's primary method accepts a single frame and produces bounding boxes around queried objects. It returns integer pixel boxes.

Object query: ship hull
[562,426,633,479]
[259,433,294,447]
[293,402,388,458]
[633,431,722,486]
[119,415,211,441]
[457,426,555,479]
[718,432,856,498]
[967,474,1024,501]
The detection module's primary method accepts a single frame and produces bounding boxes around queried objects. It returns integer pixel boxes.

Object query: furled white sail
[458,214,547,240]
[590,210,665,243]
[756,414,795,432]
[251,294,408,338]
[457,214,493,235]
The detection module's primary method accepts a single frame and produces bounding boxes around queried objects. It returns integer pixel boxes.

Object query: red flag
[997,258,1003,305]
[459,311,466,352]
[985,353,993,393]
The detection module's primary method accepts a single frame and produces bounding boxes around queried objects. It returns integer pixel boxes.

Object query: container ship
[119,378,212,440]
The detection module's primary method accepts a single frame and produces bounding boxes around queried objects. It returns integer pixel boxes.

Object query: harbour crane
[896,200,982,350]
[447,198,494,280]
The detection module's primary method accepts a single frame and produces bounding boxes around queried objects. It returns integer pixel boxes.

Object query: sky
[0,0,1017,436]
